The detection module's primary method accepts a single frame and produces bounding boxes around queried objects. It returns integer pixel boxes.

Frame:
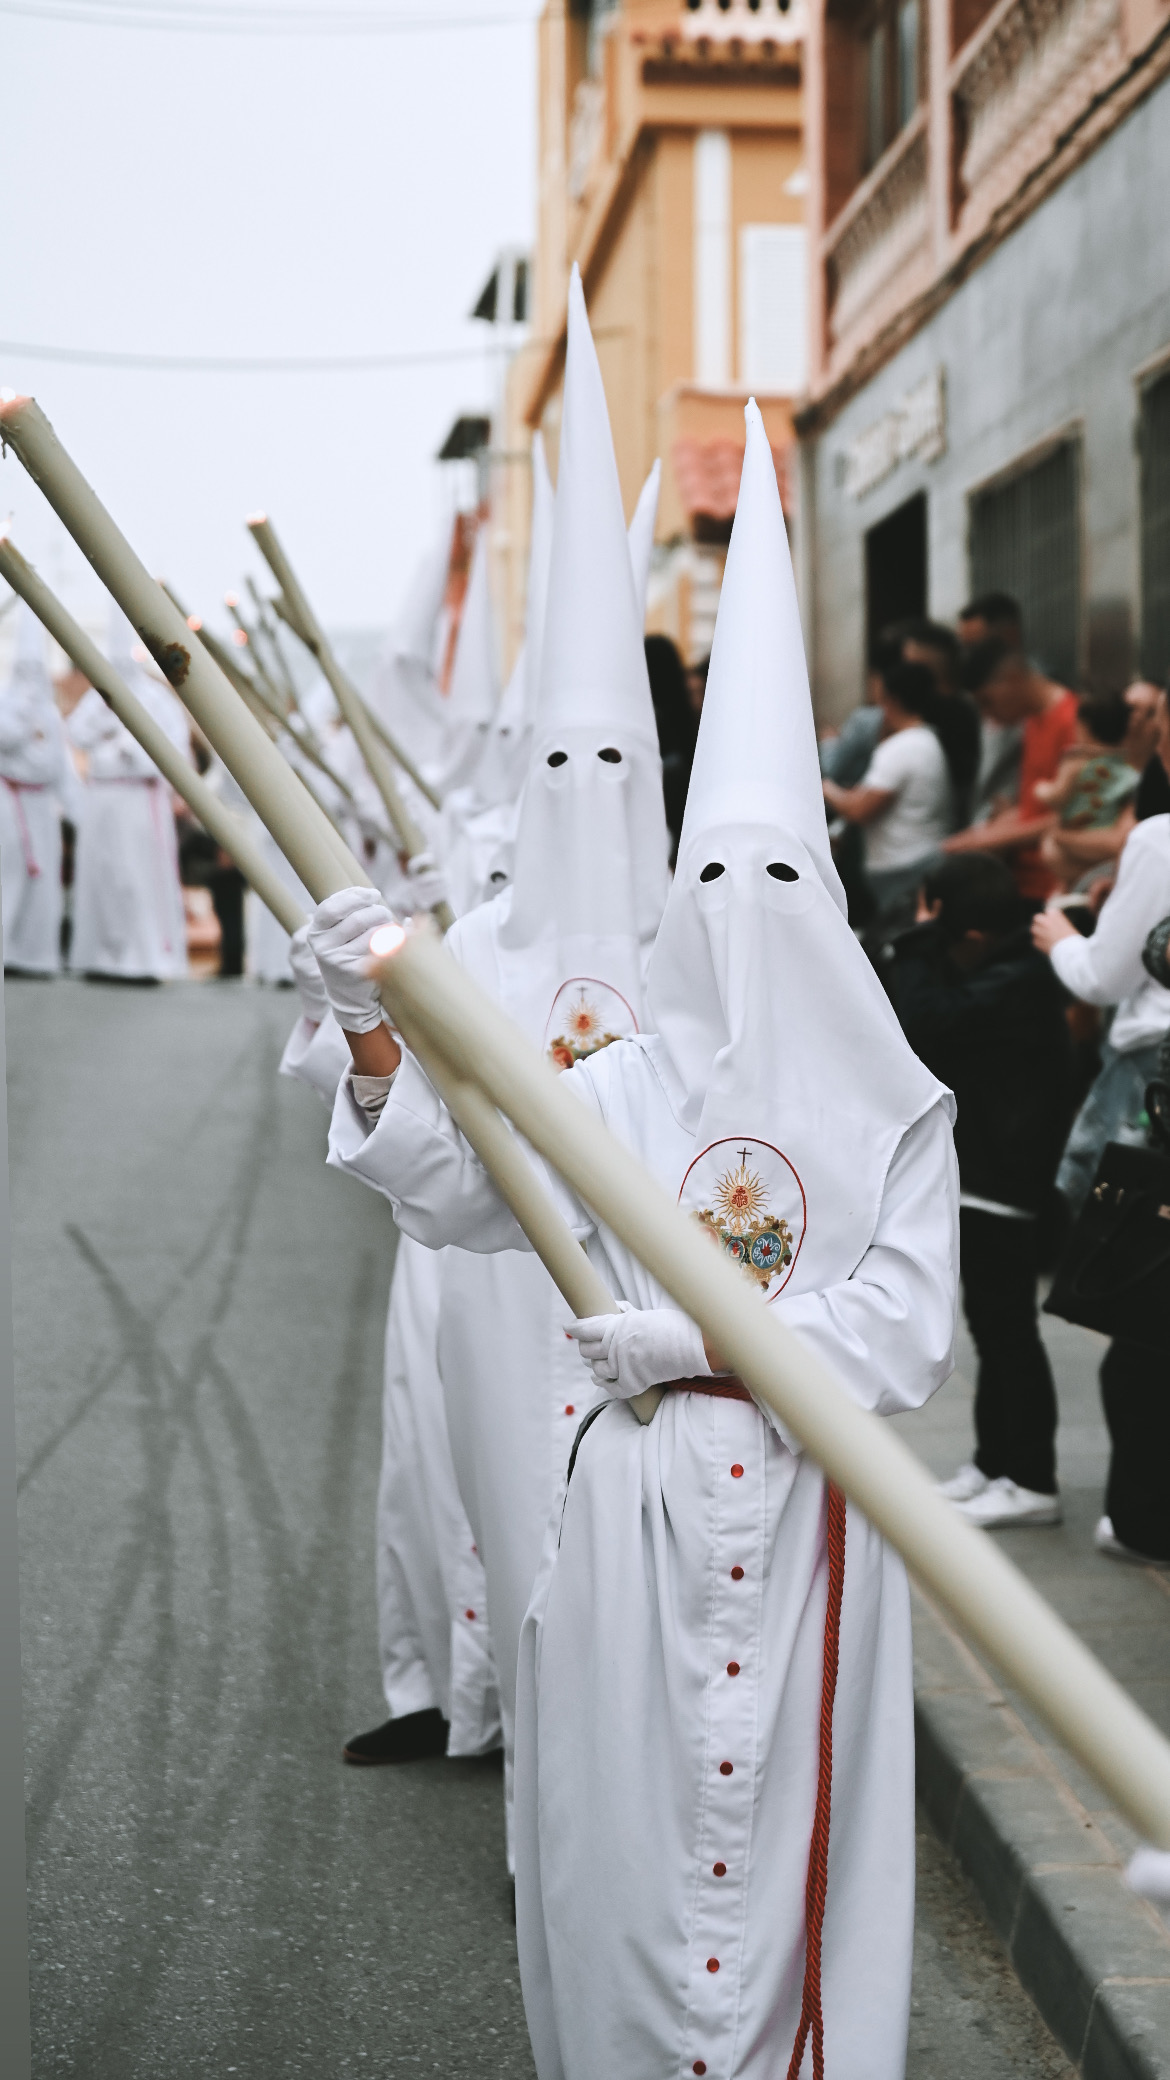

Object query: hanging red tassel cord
[786,1481,847,2080]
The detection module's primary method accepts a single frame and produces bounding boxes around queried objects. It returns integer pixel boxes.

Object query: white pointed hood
[470,433,557,816]
[627,458,660,628]
[8,599,55,704]
[106,600,190,761]
[368,524,452,768]
[645,400,945,1301]
[438,525,498,792]
[394,529,451,667]
[0,602,78,799]
[502,265,667,955]
[444,267,668,1069]
[523,430,556,728]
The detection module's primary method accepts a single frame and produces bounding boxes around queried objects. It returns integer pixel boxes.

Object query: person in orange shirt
[942,637,1078,900]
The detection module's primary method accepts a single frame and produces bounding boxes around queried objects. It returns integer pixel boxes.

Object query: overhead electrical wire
[0,1,535,31]
[0,336,517,374]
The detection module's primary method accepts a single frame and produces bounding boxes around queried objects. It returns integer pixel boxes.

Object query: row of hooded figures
[6,272,964,2078]
[280,272,962,2080]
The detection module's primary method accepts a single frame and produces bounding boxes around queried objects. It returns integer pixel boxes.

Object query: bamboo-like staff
[156,580,370,868]
[246,516,451,916]
[245,575,301,712]
[204,613,399,857]
[224,593,291,713]
[0,391,634,1356]
[356,689,442,814]
[255,562,442,815]
[369,919,1170,1852]
[0,528,304,935]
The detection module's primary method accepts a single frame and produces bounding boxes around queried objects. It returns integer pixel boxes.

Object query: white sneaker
[937,1463,989,1503]
[1094,1516,1170,1570]
[953,1477,1062,1528]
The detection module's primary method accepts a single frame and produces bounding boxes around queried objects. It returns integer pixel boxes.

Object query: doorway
[865,492,927,658]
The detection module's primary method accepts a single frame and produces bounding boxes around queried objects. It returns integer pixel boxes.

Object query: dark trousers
[961,1207,1058,1494]
[208,865,245,977]
[1101,1338,1170,1560]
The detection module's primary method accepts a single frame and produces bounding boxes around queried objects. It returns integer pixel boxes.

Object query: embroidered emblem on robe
[544,977,639,1071]
[679,1137,807,1298]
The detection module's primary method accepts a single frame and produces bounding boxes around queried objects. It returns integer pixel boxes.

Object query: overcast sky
[0,0,541,652]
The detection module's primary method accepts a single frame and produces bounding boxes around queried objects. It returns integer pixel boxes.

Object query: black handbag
[1043,1137,1170,1355]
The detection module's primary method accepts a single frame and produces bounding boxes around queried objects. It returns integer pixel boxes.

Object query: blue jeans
[1056,1037,1162,1216]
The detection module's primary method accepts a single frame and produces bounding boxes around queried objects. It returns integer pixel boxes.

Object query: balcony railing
[824,107,929,346]
[682,0,805,42]
[951,0,1124,227]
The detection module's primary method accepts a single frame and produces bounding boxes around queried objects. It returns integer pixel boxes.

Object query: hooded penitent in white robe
[0,604,78,974]
[440,436,556,918]
[329,267,672,1864]
[330,400,958,2076]
[436,525,499,810]
[280,1005,500,1755]
[368,526,452,782]
[69,608,189,981]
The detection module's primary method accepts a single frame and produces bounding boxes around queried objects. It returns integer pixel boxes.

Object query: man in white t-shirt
[823,659,954,924]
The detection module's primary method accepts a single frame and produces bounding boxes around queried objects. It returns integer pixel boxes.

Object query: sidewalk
[894,1314,1170,2079]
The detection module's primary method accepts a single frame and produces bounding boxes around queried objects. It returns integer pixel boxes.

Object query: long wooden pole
[0,530,306,935]
[246,515,452,925]
[370,921,1170,1851]
[245,576,301,711]
[256,571,442,814]
[157,582,359,880]
[356,690,442,814]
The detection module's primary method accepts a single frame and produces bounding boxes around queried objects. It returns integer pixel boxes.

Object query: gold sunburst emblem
[695,1150,793,1291]
[548,987,621,1072]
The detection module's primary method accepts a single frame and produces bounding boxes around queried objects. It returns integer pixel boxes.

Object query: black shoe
[342,1709,449,1766]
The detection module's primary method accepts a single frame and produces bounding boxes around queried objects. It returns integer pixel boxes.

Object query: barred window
[1140,369,1170,683]
[969,440,1081,685]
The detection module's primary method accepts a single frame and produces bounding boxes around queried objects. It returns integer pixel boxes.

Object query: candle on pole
[159,585,359,881]
[370,919,1170,1851]
[0,395,639,1420]
[0,394,353,903]
[0,529,305,935]
[246,514,453,926]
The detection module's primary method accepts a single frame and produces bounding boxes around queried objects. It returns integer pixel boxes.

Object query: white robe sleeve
[772,1100,958,1429]
[1048,819,1170,1008]
[279,1012,352,1106]
[327,1045,555,1253]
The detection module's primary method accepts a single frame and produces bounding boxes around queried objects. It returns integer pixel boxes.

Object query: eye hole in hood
[598,746,622,763]
[547,750,568,768]
[767,862,799,882]
[699,861,725,883]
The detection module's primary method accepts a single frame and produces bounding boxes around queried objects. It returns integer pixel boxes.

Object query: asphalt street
[9,975,1072,2077]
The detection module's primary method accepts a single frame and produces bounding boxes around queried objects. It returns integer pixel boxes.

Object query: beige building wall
[495,0,806,674]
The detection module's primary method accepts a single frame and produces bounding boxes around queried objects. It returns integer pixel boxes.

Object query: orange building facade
[493,0,807,672]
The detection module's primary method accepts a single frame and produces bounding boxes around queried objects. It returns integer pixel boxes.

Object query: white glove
[288,923,328,1025]
[1127,1847,1170,1925]
[401,850,449,916]
[307,886,396,1034]
[566,1304,708,1400]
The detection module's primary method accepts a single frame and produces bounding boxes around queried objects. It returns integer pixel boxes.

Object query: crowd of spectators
[820,596,1170,1562]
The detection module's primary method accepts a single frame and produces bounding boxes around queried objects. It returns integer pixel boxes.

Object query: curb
[912,1584,1170,2080]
